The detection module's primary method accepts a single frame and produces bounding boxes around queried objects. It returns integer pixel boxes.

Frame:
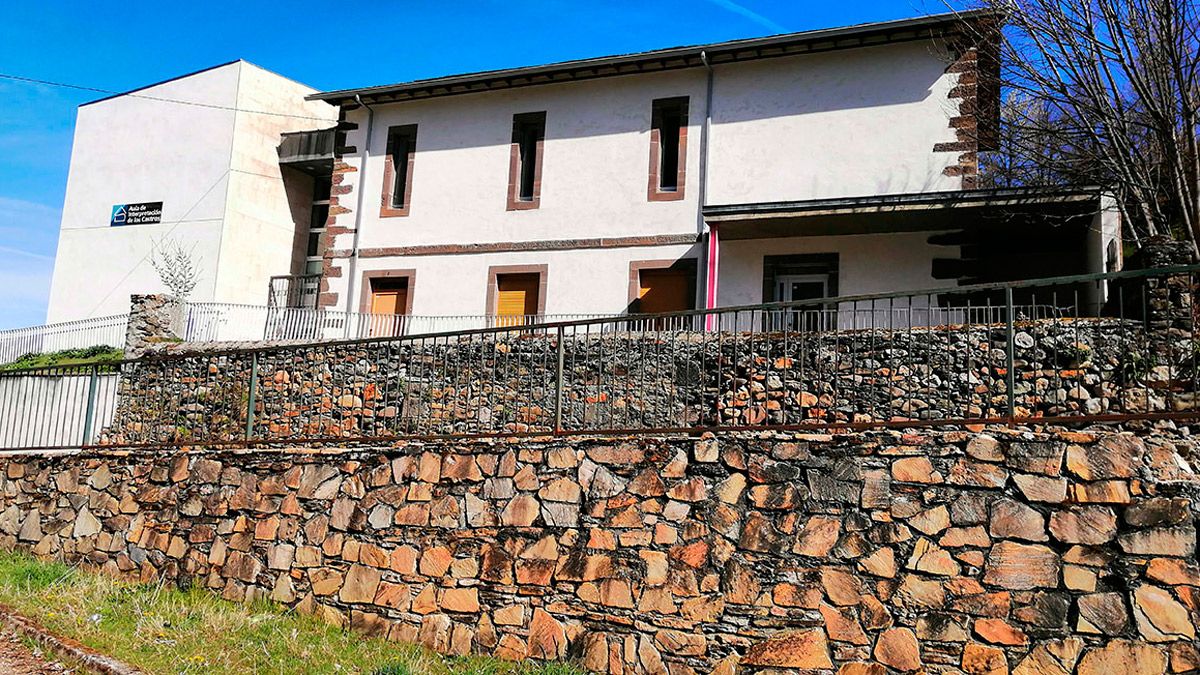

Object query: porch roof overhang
[278,127,336,176]
[703,186,1106,240]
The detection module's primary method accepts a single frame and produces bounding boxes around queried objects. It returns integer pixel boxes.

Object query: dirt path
[0,630,73,674]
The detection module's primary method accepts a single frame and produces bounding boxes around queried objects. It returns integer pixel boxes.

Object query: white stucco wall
[706,41,963,204]
[216,64,338,306]
[718,232,955,305]
[47,62,241,323]
[355,242,702,319]
[329,37,965,316]
[338,67,708,257]
[46,62,337,323]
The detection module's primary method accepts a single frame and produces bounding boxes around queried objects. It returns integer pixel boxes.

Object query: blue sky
[0,0,954,329]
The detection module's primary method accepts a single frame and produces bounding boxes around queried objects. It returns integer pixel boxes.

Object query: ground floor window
[364,273,414,337]
[487,265,548,327]
[629,259,697,327]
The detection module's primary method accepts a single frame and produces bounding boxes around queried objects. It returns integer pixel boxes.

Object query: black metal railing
[2,265,1197,450]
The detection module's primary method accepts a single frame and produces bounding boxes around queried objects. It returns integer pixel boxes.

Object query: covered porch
[701,186,1122,328]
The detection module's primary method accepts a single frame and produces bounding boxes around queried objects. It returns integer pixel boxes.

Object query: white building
[46,60,338,323]
[44,11,1121,332]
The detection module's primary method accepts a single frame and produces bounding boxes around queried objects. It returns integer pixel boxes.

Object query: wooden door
[495,273,540,326]
[638,268,694,329]
[370,282,409,337]
[638,269,692,314]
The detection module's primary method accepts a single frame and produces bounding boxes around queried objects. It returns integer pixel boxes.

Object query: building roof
[309,9,999,107]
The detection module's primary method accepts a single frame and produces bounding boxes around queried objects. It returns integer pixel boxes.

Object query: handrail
[146,264,1200,360]
[2,265,1197,450]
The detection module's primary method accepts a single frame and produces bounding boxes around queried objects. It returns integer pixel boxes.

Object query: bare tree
[150,238,202,301]
[965,0,1200,256]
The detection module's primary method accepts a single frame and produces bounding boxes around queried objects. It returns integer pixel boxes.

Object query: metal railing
[2,265,1198,450]
[0,314,129,365]
[183,302,618,342]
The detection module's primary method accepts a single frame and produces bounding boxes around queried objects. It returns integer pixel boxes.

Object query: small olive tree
[150,238,202,301]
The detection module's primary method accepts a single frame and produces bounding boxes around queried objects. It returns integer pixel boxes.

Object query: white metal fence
[0,371,120,449]
[183,303,620,342]
[0,315,129,365]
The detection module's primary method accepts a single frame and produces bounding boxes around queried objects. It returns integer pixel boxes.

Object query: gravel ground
[0,630,73,674]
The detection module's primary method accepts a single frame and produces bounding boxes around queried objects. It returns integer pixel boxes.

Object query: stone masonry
[102,314,1196,446]
[3,424,1200,673]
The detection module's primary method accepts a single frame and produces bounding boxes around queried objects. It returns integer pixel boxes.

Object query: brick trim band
[323,233,701,260]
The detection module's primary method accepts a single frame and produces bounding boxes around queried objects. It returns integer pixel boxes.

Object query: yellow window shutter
[497,288,529,317]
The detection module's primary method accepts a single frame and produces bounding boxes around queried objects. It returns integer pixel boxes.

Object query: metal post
[553,326,566,433]
[245,353,259,440]
[81,365,99,446]
[1005,286,1016,422]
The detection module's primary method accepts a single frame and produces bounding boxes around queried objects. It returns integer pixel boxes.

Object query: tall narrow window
[649,97,688,201]
[305,175,331,275]
[508,112,545,210]
[381,124,417,217]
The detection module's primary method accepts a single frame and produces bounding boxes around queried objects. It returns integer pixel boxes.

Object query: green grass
[0,550,582,675]
[0,345,125,372]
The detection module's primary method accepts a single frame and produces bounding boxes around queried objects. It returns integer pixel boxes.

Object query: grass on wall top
[0,346,125,372]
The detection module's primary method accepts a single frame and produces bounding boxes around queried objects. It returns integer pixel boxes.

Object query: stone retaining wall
[4,425,1200,673]
[101,316,1195,446]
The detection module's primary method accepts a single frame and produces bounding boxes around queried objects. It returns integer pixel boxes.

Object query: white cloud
[702,0,788,33]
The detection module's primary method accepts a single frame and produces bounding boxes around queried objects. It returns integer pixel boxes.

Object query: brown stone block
[891,457,943,484]
[1127,498,1193,528]
[949,459,1009,488]
[1133,585,1197,642]
[794,514,841,556]
[773,581,822,608]
[1066,434,1143,480]
[439,587,479,614]
[655,629,706,657]
[961,642,1007,675]
[339,564,382,604]
[907,537,960,576]
[1119,527,1197,556]
[983,542,1059,590]
[527,608,567,660]
[973,617,1027,645]
[223,550,262,583]
[822,568,862,606]
[742,629,832,669]
[895,574,946,611]
[858,546,897,578]
[501,494,540,526]
[1049,507,1118,545]
[1076,639,1167,675]
[874,627,921,671]
[820,603,869,645]
[909,505,951,536]
[1072,480,1133,504]
[1077,592,1128,635]
[373,582,410,610]
[1005,442,1065,476]
[308,567,343,596]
